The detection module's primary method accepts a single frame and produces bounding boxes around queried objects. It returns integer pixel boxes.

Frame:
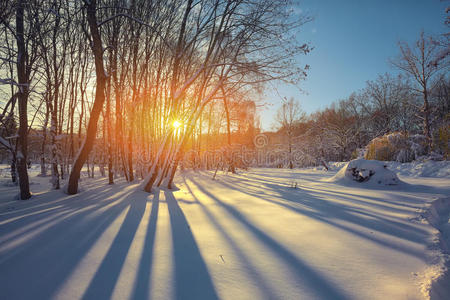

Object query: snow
[327,159,401,186]
[324,160,450,178]
[387,160,450,178]
[0,164,449,299]
[423,196,450,299]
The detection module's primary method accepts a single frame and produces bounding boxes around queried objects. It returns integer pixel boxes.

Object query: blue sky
[260,0,449,130]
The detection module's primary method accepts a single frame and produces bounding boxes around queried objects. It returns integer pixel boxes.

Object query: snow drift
[424,197,450,299]
[388,160,450,178]
[328,159,402,186]
[1,165,449,299]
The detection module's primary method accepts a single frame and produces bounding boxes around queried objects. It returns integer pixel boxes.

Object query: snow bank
[325,161,347,171]
[326,160,450,178]
[423,197,450,299]
[327,159,402,186]
[387,160,450,178]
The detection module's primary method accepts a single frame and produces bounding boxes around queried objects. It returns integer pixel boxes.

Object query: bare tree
[1,0,35,199]
[391,31,449,150]
[67,0,108,194]
[275,97,305,169]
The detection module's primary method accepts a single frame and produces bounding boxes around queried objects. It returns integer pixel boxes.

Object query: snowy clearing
[0,165,449,300]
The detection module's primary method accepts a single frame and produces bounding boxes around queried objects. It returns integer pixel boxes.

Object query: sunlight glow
[173,120,182,129]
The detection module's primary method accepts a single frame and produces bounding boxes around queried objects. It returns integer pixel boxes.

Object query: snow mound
[328,159,402,186]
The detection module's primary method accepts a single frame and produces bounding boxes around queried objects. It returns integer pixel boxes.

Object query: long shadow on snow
[188,178,349,300]
[0,184,136,252]
[0,181,132,229]
[215,176,428,260]
[0,187,135,264]
[246,169,450,196]
[229,176,427,239]
[219,173,425,233]
[182,178,279,299]
[239,169,328,183]
[82,190,151,299]
[221,171,424,212]
[130,190,160,300]
[222,170,326,189]
[219,172,428,230]
[0,188,139,300]
[165,190,219,300]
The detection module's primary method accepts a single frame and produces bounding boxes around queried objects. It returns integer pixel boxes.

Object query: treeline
[270,23,449,167]
[280,71,448,164]
[0,0,311,199]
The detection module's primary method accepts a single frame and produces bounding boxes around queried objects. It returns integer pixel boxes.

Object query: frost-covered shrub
[365,132,427,162]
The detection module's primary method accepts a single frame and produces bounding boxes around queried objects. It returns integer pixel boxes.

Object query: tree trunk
[67,0,107,194]
[288,131,293,169]
[423,88,432,151]
[50,105,60,189]
[222,87,235,173]
[40,105,49,176]
[127,109,134,182]
[106,62,114,184]
[15,0,31,199]
[10,155,17,184]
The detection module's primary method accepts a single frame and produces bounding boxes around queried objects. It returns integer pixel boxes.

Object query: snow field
[0,164,449,299]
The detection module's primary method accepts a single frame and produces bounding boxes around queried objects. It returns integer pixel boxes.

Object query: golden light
[173,120,182,129]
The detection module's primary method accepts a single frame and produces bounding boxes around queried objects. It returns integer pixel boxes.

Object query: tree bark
[15,0,31,199]
[222,87,235,173]
[40,104,49,176]
[67,0,107,194]
[106,64,114,184]
[422,87,432,151]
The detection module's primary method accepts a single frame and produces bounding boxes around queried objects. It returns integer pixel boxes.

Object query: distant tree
[275,98,305,168]
[362,74,413,135]
[431,4,450,66]
[391,31,449,150]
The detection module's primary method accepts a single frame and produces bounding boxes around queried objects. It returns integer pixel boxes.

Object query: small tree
[275,98,305,169]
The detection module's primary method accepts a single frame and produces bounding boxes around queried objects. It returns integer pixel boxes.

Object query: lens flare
[173,120,182,129]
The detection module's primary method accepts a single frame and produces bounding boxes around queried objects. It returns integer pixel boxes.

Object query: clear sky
[260,0,449,130]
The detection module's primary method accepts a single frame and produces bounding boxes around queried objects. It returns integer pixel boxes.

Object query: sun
[173,120,182,129]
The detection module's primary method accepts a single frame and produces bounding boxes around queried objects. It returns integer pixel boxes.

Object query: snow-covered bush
[365,132,428,162]
[330,159,401,186]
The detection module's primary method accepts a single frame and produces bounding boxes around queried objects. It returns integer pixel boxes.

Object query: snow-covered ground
[0,163,449,300]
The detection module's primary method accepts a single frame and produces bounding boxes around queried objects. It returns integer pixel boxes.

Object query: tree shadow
[131,189,160,300]
[1,180,220,300]
[0,185,137,255]
[0,181,134,229]
[220,172,429,235]
[188,177,349,300]
[0,187,138,299]
[165,190,219,300]
[215,175,429,260]
[82,190,151,299]
[182,178,279,299]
